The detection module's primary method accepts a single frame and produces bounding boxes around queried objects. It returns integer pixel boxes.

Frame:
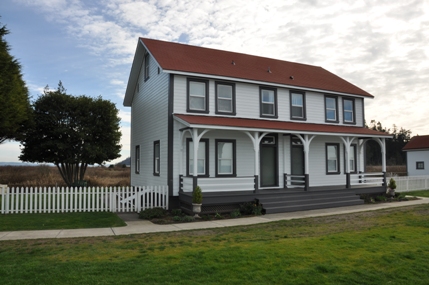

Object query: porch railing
[180,176,255,192]
[350,172,385,186]
[284,174,307,190]
[1,186,168,214]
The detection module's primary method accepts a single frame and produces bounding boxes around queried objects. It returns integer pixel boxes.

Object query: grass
[0,165,130,187]
[0,212,126,231]
[1,204,429,284]
[405,190,429,198]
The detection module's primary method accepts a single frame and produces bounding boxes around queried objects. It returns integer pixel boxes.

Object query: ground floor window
[416,161,425,170]
[216,139,236,176]
[187,139,209,176]
[135,145,140,174]
[153,141,160,176]
[326,143,340,174]
[344,144,357,173]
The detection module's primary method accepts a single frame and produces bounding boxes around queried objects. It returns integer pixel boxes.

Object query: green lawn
[1,204,429,284]
[404,189,429,197]
[0,212,126,231]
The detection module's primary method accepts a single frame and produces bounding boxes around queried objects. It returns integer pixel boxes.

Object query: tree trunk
[56,162,89,187]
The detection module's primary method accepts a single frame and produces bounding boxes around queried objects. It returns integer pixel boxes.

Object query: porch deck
[179,185,386,214]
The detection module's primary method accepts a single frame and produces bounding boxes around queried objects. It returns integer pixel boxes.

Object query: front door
[291,137,305,185]
[260,134,278,187]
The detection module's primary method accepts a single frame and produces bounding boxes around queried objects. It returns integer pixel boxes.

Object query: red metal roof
[403,135,429,150]
[174,114,391,137]
[141,38,374,98]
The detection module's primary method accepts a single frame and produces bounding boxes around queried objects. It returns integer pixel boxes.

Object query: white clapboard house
[123,38,391,214]
[403,135,429,176]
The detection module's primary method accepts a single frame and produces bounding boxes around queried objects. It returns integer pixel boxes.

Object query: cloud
[14,0,429,136]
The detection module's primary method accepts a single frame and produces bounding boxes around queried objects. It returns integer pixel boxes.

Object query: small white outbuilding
[403,135,429,176]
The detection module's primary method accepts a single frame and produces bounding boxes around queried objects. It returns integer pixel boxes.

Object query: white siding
[355,98,364,127]
[171,131,362,193]
[130,53,170,187]
[173,75,365,127]
[407,150,429,176]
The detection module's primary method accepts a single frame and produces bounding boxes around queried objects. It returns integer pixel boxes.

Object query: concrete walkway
[1,197,428,241]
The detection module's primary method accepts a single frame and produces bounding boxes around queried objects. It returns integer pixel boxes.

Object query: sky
[1,0,428,165]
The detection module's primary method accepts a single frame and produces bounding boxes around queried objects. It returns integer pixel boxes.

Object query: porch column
[357,139,367,174]
[295,134,316,191]
[340,137,356,188]
[243,131,269,192]
[376,137,387,186]
[190,128,210,191]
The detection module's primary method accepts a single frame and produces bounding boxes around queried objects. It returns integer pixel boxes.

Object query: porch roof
[174,114,391,138]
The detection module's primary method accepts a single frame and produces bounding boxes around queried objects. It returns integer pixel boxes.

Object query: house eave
[174,115,391,139]
[123,39,165,107]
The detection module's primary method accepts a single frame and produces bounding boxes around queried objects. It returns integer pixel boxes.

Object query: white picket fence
[0,186,168,214]
[387,176,429,192]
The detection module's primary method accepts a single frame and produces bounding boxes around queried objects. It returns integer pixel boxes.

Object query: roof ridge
[140,37,322,69]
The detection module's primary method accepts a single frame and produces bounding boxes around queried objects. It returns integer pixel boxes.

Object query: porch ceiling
[174,114,392,138]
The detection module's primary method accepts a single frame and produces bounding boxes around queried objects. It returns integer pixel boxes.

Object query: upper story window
[260,87,277,118]
[216,82,236,115]
[187,78,209,113]
[290,91,306,120]
[144,53,150,81]
[343,98,355,124]
[325,96,338,122]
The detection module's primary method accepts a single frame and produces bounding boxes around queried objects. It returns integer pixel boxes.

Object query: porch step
[258,190,364,214]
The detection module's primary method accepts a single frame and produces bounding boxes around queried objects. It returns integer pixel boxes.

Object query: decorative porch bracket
[295,134,316,191]
[243,131,269,193]
[179,128,211,191]
[340,136,356,188]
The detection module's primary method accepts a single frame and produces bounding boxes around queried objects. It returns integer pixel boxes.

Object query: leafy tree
[0,19,31,143]
[20,82,122,186]
[365,120,411,166]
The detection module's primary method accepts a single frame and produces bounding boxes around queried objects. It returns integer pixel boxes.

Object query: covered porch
[174,114,391,214]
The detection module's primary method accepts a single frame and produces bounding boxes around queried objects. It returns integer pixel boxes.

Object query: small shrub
[201,214,212,221]
[171,209,183,216]
[139,207,167,220]
[239,199,263,215]
[230,209,241,218]
[388,178,397,190]
[192,186,203,204]
[375,195,387,202]
[173,216,182,222]
[215,212,223,219]
[181,216,195,222]
[395,192,408,201]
